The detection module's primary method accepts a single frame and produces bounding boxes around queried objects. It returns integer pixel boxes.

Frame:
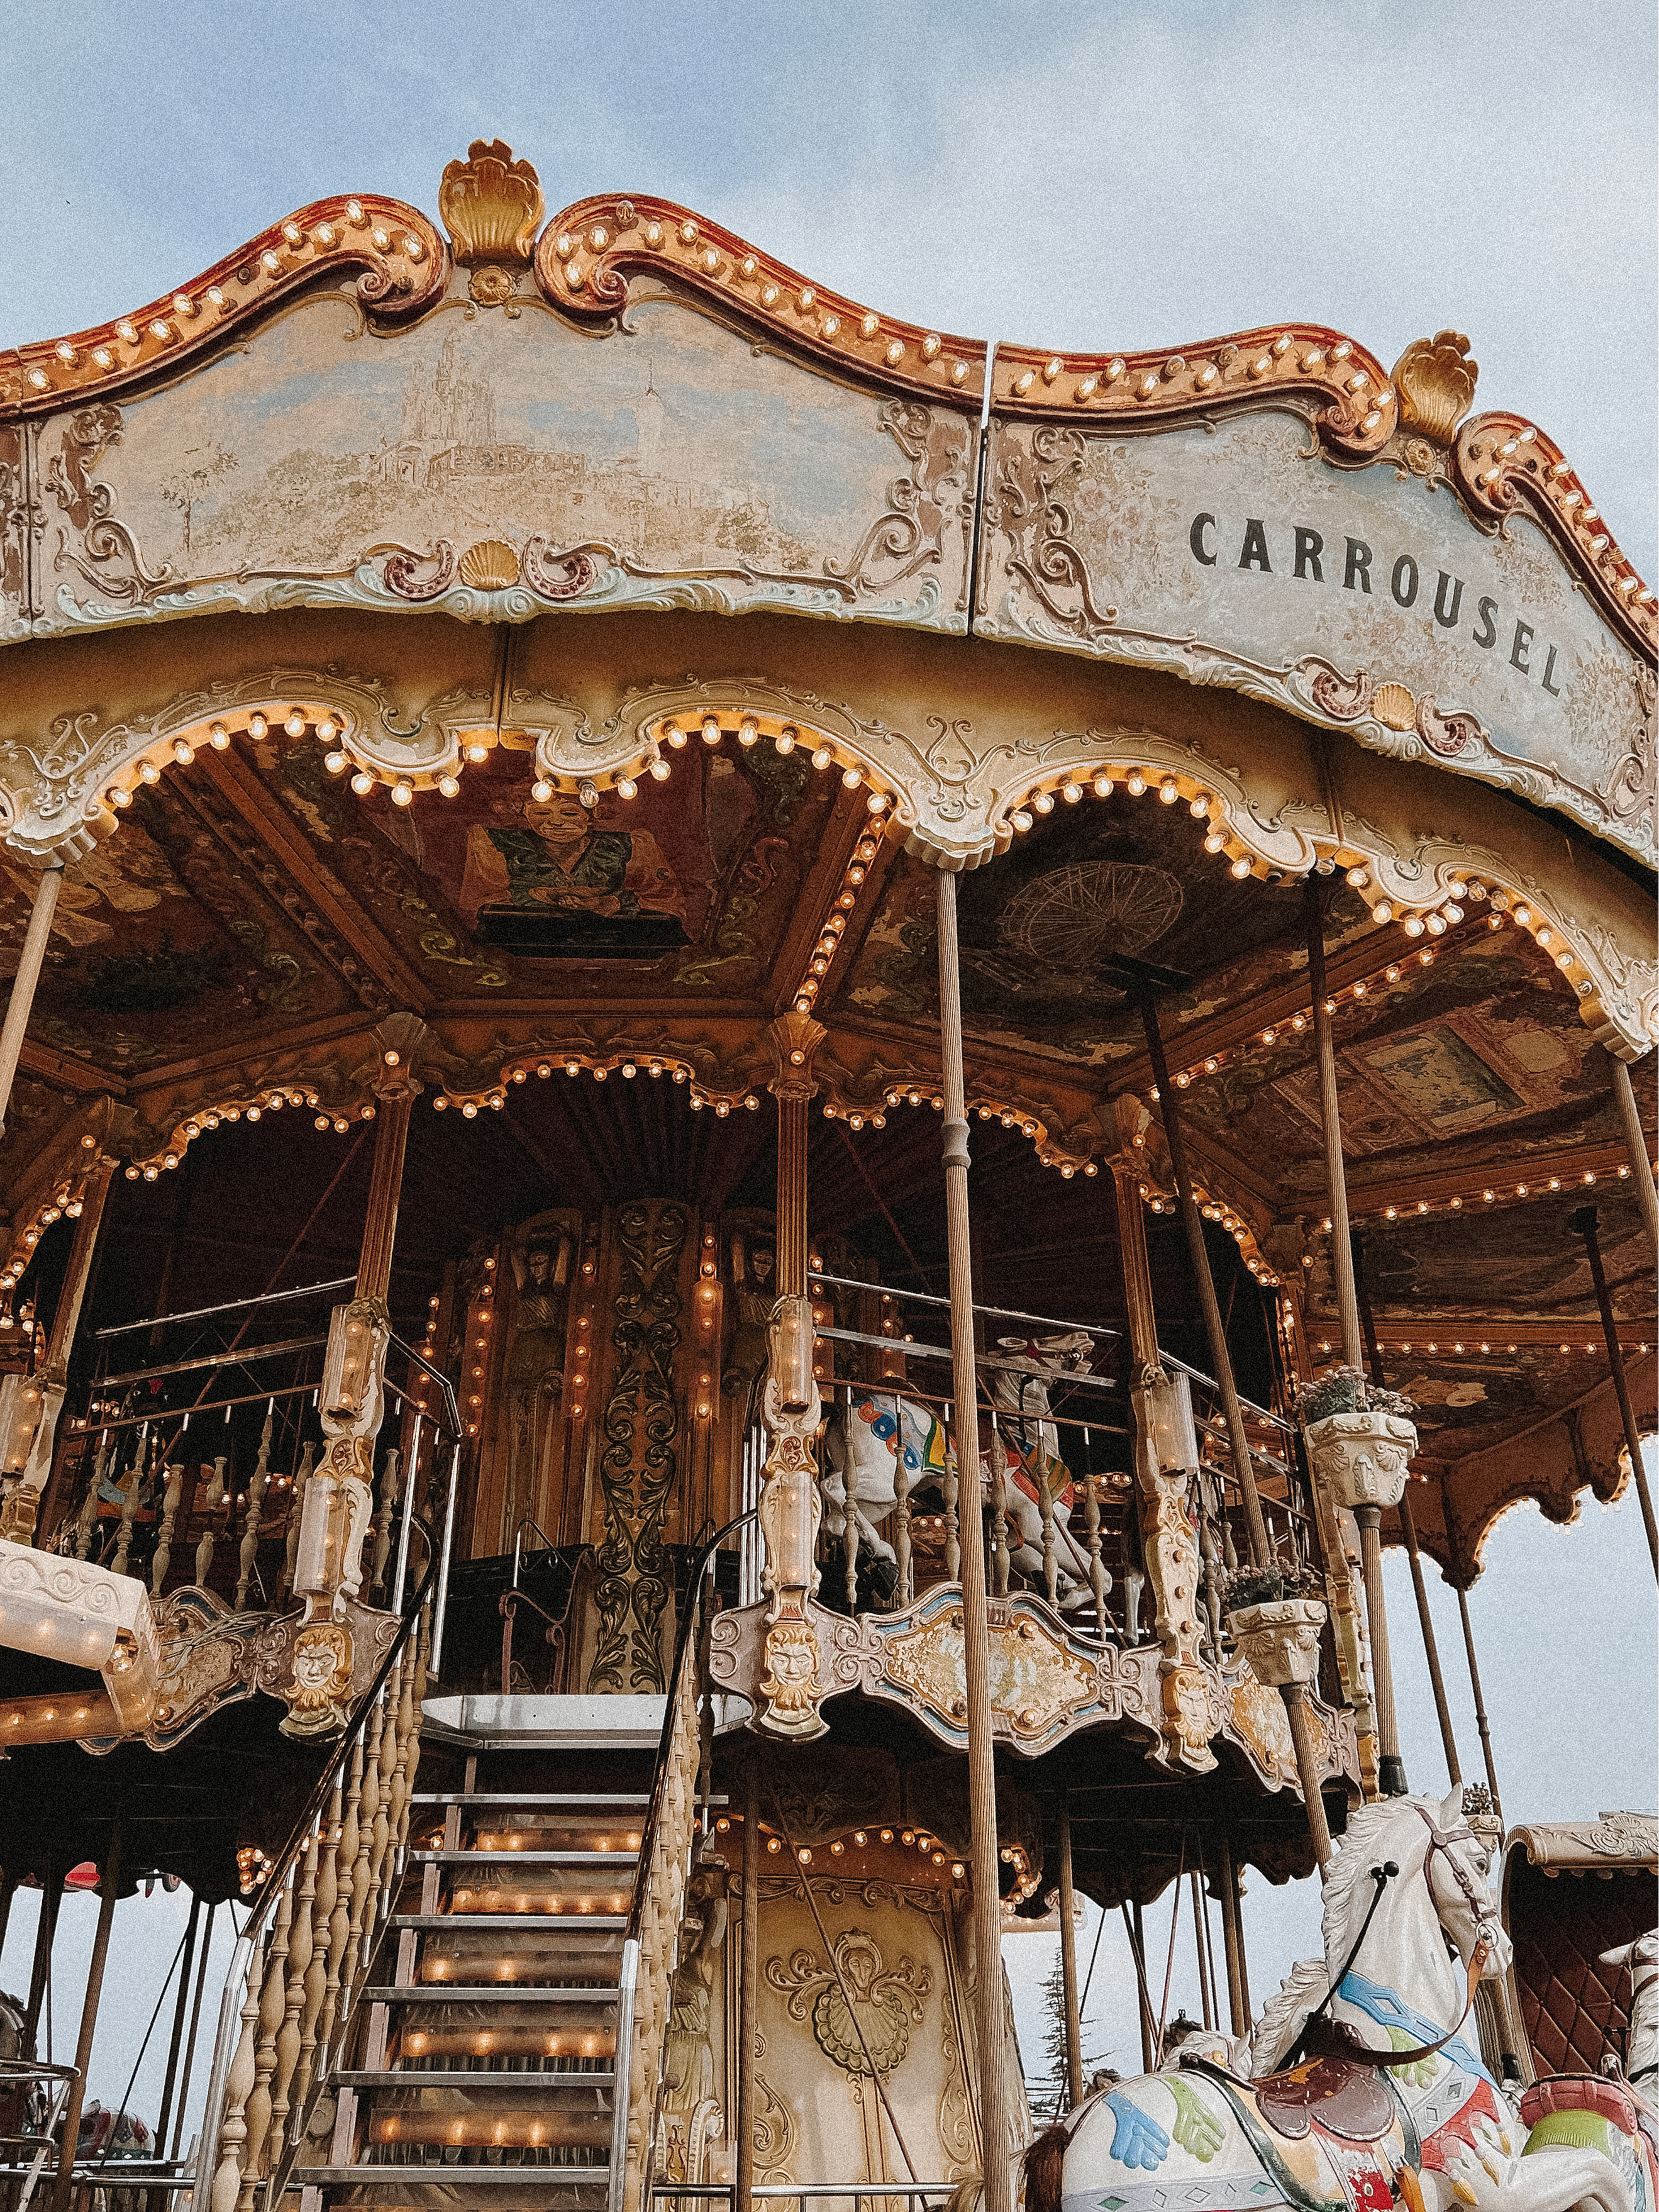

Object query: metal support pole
[1571,1205,1659,1581]
[1057,1801,1083,2109]
[170,1901,218,2160]
[736,1762,760,2212]
[430,1441,461,1679]
[1303,881,1404,1792]
[1136,995,1269,1567]
[0,865,63,1137]
[153,1894,203,2162]
[1611,1059,1659,1253]
[1217,1835,1250,2037]
[52,1817,122,2212]
[1126,1901,1155,2073]
[1455,1584,1503,1821]
[23,1857,63,2054]
[1353,1237,1463,1785]
[1280,1684,1333,1868]
[934,868,1011,2212]
[1306,881,1363,1369]
[1190,1870,1214,2031]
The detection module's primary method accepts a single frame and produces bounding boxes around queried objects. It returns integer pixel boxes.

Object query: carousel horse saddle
[1255,2052,1398,2144]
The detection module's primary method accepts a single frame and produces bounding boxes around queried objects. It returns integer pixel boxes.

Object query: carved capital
[371,1011,432,1101]
[1228,1597,1327,1689]
[767,1011,826,1101]
[1305,1410,1418,1511]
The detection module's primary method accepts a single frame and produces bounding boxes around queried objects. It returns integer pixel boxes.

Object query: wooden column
[768,1013,824,1299]
[1306,884,1404,1794]
[736,1760,760,2212]
[356,1088,415,1306]
[52,1818,121,2212]
[934,868,1011,2212]
[0,864,62,1137]
[1571,1204,1659,1580]
[1056,1799,1083,2109]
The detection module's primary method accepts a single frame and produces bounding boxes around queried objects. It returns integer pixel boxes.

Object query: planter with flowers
[1224,1562,1328,1689]
[1297,1365,1418,1513]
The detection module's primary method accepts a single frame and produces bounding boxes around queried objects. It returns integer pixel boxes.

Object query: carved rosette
[1228,1597,1328,1689]
[1304,1411,1418,1511]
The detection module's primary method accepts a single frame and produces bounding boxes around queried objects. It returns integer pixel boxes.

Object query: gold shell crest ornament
[1390,330,1479,445]
[458,539,521,590]
[439,139,545,264]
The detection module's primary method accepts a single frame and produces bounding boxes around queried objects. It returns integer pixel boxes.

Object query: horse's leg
[1423,2143,1633,2212]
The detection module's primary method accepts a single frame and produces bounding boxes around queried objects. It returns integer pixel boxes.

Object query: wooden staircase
[297,1776,646,2208]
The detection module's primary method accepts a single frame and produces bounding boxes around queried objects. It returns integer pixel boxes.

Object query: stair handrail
[614,1509,753,2212]
[195,1553,437,2212]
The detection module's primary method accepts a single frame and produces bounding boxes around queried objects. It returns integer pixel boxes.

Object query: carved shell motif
[439,139,545,264]
[1390,331,1479,446]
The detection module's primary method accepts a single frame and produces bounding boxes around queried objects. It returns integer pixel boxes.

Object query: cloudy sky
[1,0,1654,2138]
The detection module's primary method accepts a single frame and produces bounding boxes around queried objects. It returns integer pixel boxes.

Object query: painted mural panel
[30,283,975,636]
[267,723,836,997]
[979,411,1655,864]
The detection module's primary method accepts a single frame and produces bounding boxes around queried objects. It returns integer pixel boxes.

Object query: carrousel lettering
[1189,515,1567,701]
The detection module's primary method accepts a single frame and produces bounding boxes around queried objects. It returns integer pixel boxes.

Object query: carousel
[0,139,1653,2212]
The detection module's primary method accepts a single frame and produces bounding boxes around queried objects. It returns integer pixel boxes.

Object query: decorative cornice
[1453,410,1656,659]
[992,322,1398,459]
[0,197,447,416]
[535,194,986,408]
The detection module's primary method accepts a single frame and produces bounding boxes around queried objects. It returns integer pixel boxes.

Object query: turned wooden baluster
[196,1457,227,1586]
[1038,1453,1058,1606]
[111,1440,142,1576]
[75,1441,108,1559]
[380,1646,416,1905]
[337,1694,385,2035]
[1080,1439,1109,1642]
[369,1445,400,1599]
[987,1425,1010,1597]
[235,1408,274,1611]
[292,1771,341,2131]
[236,1867,294,2212]
[317,1740,361,2070]
[366,1654,403,1920]
[943,1400,961,1581]
[280,1440,314,1601]
[267,1816,318,2160]
[150,1463,184,1596]
[894,1421,913,1607]
[210,1938,264,2212]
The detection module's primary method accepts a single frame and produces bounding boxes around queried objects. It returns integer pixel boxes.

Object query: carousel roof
[0,142,1652,1587]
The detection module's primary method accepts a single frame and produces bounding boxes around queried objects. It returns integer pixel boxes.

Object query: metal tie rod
[809,1270,1119,1342]
[94,1276,357,1340]
[811,1324,1122,1394]
[96,1333,326,1389]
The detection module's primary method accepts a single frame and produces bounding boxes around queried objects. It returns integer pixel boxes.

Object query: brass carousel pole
[1215,1835,1250,2038]
[357,1082,417,1306]
[1137,982,1331,1864]
[1056,1799,1084,2108]
[0,864,63,1137]
[1352,1231,1462,1786]
[1610,1060,1659,1253]
[934,868,1011,2212]
[1304,879,1406,1795]
[52,1816,122,2212]
[1570,1205,1659,1581]
[736,1759,760,2212]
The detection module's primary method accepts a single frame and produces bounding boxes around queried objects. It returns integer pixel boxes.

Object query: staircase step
[409,1850,639,1865]
[362,1986,619,2003]
[392,1915,629,1931]
[338,2070,615,2088]
[413,1792,650,1806]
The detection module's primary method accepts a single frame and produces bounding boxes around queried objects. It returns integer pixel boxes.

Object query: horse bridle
[1412,1805,1504,1950]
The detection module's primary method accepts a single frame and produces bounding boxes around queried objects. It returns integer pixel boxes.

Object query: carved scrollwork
[989,425,1120,645]
[825,402,972,601]
[521,536,603,601]
[1415,694,1483,759]
[379,541,457,602]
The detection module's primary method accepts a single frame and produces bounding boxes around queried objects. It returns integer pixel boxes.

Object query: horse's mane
[1248,1798,1433,2077]
[1249,1955,1327,2077]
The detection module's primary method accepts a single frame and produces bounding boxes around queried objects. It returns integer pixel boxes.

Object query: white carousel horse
[820,1330,1106,1609]
[1603,1931,1659,2086]
[1027,1787,1634,2212]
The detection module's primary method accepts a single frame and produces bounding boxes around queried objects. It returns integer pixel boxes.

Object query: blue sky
[0,0,1653,2133]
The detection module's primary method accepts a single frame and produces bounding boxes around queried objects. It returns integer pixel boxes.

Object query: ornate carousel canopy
[0,139,1652,1598]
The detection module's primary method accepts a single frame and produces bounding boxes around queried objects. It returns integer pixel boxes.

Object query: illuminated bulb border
[437,1050,763,1121]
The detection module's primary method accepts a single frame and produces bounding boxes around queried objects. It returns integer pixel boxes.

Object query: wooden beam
[194,747,436,1009]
